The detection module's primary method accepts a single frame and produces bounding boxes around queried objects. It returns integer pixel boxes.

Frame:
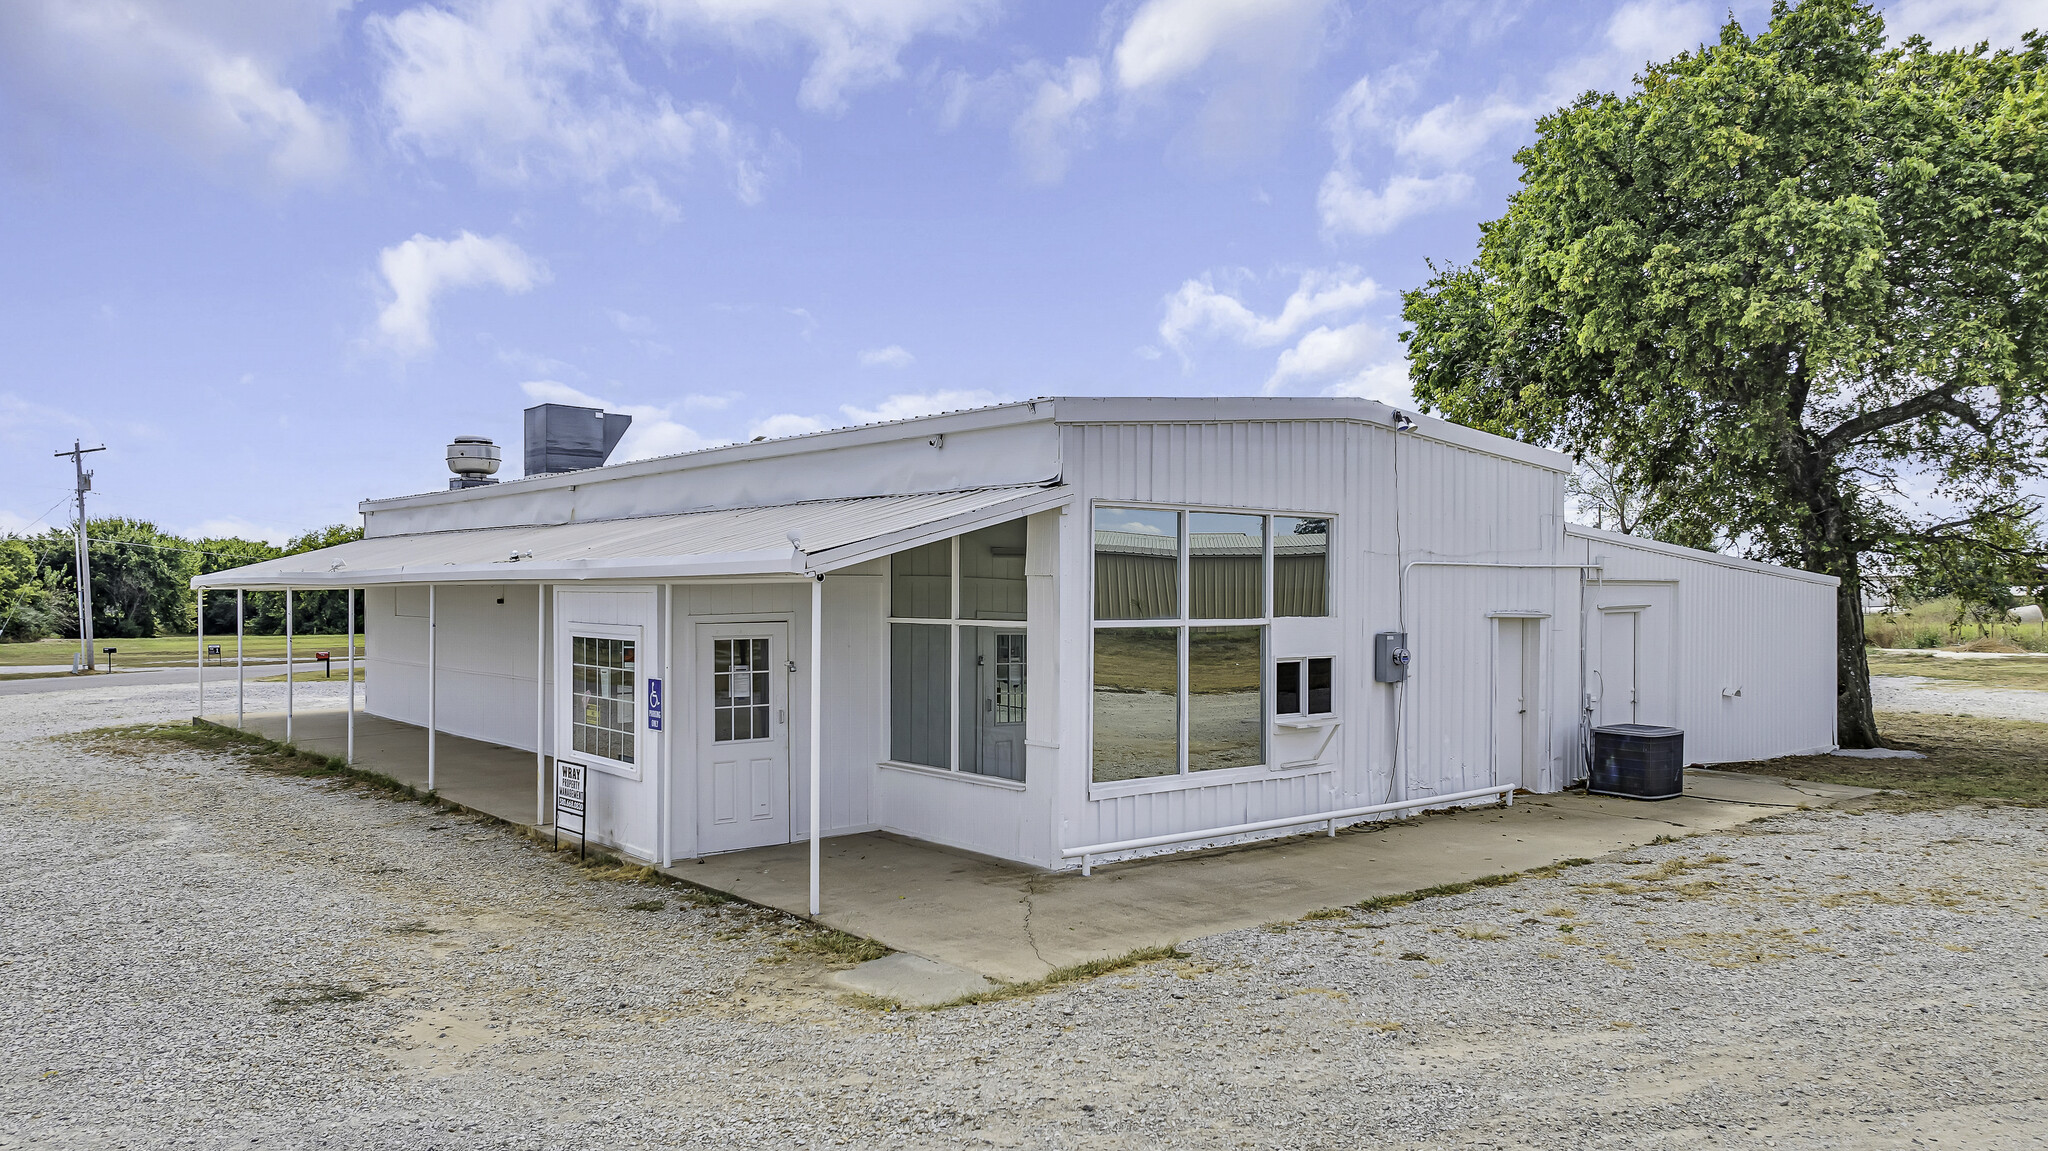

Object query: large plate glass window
[888,518,1029,781]
[1273,517,1330,617]
[1092,505,1332,785]
[571,635,636,764]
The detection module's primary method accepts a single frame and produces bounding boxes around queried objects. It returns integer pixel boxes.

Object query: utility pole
[55,440,106,672]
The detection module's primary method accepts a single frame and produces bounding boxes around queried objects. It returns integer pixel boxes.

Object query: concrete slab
[830,953,996,1006]
[186,709,1878,989]
[680,769,1879,984]
[211,709,548,830]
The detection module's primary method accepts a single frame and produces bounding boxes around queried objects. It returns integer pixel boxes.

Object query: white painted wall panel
[363,584,540,753]
[1567,529,1836,763]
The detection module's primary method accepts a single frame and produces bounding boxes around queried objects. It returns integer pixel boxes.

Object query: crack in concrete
[1019,877,1052,974]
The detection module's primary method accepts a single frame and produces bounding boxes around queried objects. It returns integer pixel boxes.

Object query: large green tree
[1402,0,2048,747]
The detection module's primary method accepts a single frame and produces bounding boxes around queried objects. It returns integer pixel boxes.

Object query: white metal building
[194,396,1838,895]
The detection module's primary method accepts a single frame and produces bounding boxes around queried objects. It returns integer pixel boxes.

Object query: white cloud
[1320,0,1716,238]
[1316,170,1473,236]
[857,344,915,368]
[1262,319,1409,404]
[1884,0,2044,50]
[0,0,350,185]
[377,232,549,356]
[628,0,995,114]
[520,379,720,460]
[188,517,296,547]
[840,389,1004,423]
[1111,0,1333,91]
[370,0,770,216]
[1011,57,1104,184]
[1159,267,1380,355]
[938,54,1105,184]
[749,412,828,439]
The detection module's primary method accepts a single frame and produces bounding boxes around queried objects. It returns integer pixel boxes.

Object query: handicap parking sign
[646,677,663,731]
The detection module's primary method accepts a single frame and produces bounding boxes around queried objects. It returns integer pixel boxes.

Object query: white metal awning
[193,485,1068,590]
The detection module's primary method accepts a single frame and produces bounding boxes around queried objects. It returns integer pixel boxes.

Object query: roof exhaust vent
[524,403,633,477]
[447,435,502,490]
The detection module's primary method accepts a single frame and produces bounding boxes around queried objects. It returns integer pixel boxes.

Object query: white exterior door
[1492,617,1543,790]
[697,622,791,854]
[1597,608,1640,726]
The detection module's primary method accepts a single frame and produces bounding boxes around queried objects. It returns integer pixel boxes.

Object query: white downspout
[346,588,356,765]
[427,584,437,793]
[285,588,294,744]
[536,583,546,827]
[235,590,244,728]
[809,573,824,918]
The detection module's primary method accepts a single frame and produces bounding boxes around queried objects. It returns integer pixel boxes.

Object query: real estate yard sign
[555,760,586,858]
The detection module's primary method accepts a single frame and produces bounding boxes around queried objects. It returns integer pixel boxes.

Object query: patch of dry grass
[1738,712,2048,808]
[1867,651,2048,691]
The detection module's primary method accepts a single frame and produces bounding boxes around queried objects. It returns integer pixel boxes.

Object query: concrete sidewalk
[680,770,1876,985]
[191,710,1873,990]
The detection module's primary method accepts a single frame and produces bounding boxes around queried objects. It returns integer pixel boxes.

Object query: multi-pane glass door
[712,637,772,742]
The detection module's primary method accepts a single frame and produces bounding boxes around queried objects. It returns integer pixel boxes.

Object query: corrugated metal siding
[1568,529,1836,763]
[203,486,1059,586]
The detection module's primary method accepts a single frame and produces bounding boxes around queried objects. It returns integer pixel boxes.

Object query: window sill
[1088,760,1334,801]
[1274,715,1338,730]
[574,755,642,782]
[878,760,1028,791]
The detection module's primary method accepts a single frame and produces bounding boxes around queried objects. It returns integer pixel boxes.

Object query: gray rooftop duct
[524,403,633,477]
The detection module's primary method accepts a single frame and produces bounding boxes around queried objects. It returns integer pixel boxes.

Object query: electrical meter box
[1374,631,1410,682]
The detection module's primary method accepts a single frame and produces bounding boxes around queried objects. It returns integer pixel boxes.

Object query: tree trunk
[1832,564,1882,749]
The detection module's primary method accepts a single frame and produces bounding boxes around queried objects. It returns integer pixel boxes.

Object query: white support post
[809,574,823,918]
[284,589,294,744]
[535,583,546,826]
[195,589,204,718]
[427,584,436,793]
[346,588,356,765]
[235,590,244,728]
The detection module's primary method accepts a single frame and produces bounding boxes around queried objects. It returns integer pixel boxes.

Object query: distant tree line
[0,519,364,642]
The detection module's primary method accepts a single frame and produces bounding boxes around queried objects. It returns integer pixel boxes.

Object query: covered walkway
[207,709,550,829]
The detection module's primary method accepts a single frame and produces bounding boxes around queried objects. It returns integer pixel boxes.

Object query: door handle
[778,708,786,724]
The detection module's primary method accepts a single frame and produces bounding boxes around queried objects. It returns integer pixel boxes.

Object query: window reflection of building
[1091,505,1331,784]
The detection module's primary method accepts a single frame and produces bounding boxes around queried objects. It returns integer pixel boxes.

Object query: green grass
[253,667,366,683]
[1348,857,1597,915]
[1866,650,2048,692]
[0,634,362,669]
[56,719,423,799]
[1731,711,2048,808]
[924,944,1191,1010]
[1866,597,2048,653]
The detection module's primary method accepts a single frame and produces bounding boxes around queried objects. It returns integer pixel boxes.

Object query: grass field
[1734,712,2048,807]
[0,635,361,669]
[1866,596,2048,653]
[1867,650,2048,691]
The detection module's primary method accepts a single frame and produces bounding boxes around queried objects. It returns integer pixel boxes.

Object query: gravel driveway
[5,685,2046,1149]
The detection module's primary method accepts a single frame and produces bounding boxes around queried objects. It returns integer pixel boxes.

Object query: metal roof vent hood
[446,435,501,490]
[524,403,632,477]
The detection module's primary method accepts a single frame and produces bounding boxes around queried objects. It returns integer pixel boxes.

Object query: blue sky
[0,0,2037,543]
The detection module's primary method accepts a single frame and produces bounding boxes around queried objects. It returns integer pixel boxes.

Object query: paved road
[0,660,342,697]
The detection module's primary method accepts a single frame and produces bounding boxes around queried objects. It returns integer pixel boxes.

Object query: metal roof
[194,485,1068,590]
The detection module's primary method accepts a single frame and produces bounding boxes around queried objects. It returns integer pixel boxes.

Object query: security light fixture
[1393,411,1418,433]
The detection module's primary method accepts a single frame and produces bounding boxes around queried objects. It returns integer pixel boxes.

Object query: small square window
[1276,657,1334,718]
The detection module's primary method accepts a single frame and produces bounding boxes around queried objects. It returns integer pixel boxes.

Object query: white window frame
[1086,500,1337,798]
[559,620,644,780]
[1273,654,1339,723]
[881,529,1030,789]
